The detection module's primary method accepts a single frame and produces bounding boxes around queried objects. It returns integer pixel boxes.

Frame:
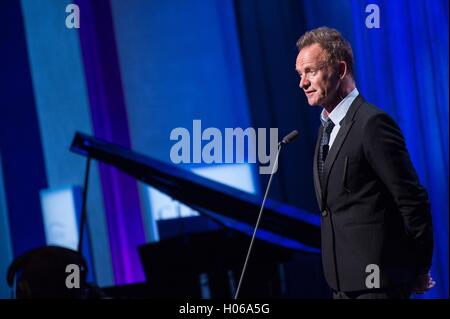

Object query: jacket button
[321,209,328,217]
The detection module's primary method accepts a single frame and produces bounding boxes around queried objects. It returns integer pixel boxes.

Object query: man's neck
[323,79,355,114]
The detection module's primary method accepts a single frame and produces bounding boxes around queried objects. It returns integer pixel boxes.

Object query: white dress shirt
[320,88,359,148]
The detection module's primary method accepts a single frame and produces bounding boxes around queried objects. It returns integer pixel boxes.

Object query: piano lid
[70,132,320,252]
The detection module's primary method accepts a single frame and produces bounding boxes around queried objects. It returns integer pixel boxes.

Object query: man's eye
[298,69,317,79]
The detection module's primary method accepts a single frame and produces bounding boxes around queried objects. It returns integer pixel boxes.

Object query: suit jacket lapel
[313,125,323,208]
[320,120,354,189]
[320,95,365,194]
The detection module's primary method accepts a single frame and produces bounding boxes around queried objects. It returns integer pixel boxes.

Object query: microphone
[281,130,299,144]
[234,129,300,299]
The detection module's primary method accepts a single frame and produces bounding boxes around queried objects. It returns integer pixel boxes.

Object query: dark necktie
[318,119,335,180]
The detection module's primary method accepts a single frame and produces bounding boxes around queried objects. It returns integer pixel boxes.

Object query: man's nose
[299,76,309,89]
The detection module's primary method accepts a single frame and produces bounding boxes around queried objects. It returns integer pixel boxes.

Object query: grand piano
[70,132,329,298]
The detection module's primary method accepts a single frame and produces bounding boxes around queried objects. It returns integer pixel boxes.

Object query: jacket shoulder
[355,99,397,127]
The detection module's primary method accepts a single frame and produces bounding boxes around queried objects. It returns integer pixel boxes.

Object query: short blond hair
[297,27,354,77]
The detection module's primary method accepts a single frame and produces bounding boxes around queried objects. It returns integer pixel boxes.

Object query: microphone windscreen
[281,130,300,144]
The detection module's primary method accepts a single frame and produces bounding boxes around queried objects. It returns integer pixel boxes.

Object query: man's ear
[338,61,347,79]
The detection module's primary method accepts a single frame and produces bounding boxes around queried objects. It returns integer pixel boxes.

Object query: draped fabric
[235,0,448,298]
[347,0,448,299]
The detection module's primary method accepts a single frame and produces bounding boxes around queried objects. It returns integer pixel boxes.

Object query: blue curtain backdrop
[354,0,448,299]
[235,0,448,298]
[299,0,448,298]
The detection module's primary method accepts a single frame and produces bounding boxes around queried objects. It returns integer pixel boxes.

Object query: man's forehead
[296,44,326,68]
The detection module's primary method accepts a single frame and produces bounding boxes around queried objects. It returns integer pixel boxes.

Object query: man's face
[295,43,340,107]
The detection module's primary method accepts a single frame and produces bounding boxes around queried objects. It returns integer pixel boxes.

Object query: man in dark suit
[295,27,435,299]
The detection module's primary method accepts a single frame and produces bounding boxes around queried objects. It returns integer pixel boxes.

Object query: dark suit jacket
[313,95,434,292]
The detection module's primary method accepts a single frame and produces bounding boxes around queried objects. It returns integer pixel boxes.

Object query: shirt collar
[320,88,359,127]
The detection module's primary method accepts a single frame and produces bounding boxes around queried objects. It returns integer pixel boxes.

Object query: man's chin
[307,98,320,106]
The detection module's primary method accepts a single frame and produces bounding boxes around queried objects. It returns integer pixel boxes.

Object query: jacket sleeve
[363,112,434,275]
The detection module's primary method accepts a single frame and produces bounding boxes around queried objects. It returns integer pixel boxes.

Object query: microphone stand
[233,142,283,300]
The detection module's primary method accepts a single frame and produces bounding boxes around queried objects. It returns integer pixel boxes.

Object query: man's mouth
[305,90,315,96]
